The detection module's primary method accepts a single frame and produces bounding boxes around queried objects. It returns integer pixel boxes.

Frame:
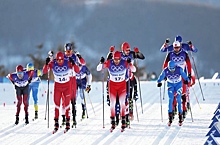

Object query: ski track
[0,81,219,144]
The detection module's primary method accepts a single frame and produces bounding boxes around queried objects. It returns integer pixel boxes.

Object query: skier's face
[17,71,24,79]
[113,58,121,65]
[57,59,64,66]
[173,46,181,53]
[124,49,130,56]
[65,50,73,57]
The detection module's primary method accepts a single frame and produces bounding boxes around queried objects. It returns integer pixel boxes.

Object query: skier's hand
[157,82,162,87]
[188,73,191,81]
[85,85,91,93]
[28,78,32,83]
[187,41,192,45]
[133,93,139,101]
[48,50,54,58]
[69,57,75,65]
[109,46,115,52]
[75,51,82,59]
[127,57,131,63]
[184,80,188,84]
[165,38,170,43]
[100,57,105,64]
[46,57,50,65]
[134,47,139,53]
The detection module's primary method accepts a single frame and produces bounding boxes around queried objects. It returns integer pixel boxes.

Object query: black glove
[164,77,167,81]
[127,58,131,63]
[184,80,188,84]
[157,82,162,87]
[100,57,105,64]
[76,54,82,59]
[28,78,32,83]
[188,73,191,81]
[85,85,91,93]
[46,57,50,65]
[187,41,192,45]
[165,38,170,43]
[69,57,75,65]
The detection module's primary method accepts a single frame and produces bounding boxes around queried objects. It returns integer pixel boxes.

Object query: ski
[110,128,115,133]
[167,122,172,127]
[121,128,125,132]
[179,122,183,126]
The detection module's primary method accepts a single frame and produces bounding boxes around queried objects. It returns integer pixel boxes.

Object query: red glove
[134,47,139,53]
[109,46,115,52]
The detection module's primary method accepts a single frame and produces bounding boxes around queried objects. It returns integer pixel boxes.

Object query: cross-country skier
[76,63,92,119]
[157,60,189,126]
[97,51,136,131]
[160,35,198,53]
[43,51,79,133]
[162,40,192,119]
[7,65,33,125]
[26,62,43,119]
[61,43,86,127]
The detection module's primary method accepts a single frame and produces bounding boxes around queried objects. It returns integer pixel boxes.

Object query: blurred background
[0,0,220,81]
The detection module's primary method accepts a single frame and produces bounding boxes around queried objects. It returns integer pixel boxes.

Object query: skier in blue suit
[157,60,189,126]
[26,63,43,119]
[160,35,198,53]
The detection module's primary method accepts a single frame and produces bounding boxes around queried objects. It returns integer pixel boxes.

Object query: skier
[76,63,92,119]
[97,51,136,131]
[7,65,33,125]
[157,60,189,126]
[61,43,86,127]
[26,62,43,119]
[160,35,198,53]
[43,51,79,133]
[162,40,192,119]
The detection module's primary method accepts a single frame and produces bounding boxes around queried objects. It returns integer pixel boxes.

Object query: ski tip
[103,126,105,128]
[121,129,125,132]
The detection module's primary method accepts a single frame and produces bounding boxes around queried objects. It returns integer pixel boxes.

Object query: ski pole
[190,52,205,101]
[191,87,201,109]
[163,80,166,100]
[87,92,96,115]
[102,68,105,128]
[135,57,143,114]
[82,89,89,118]
[45,70,50,128]
[134,100,139,122]
[159,87,163,122]
[186,85,194,122]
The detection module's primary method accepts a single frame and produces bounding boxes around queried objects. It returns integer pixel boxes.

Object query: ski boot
[182,110,187,119]
[167,113,173,126]
[110,117,115,132]
[35,111,38,119]
[64,118,70,133]
[187,102,190,111]
[62,115,66,126]
[72,115,77,128]
[125,114,130,128]
[15,115,19,125]
[53,118,59,134]
[121,116,126,132]
[25,115,29,124]
[179,113,183,126]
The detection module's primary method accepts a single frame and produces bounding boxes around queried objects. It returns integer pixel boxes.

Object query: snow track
[0,81,219,144]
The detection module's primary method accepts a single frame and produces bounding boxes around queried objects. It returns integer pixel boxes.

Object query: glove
[157,82,162,87]
[133,92,138,101]
[127,57,131,63]
[187,41,192,45]
[184,80,188,84]
[46,57,50,65]
[134,47,139,53]
[100,56,105,64]
[107,97,110,106]
[69,57,75,65]
[164,76,167,81]
[48,50,54,58]
[188,73,191,81]
[85,85,91,93]
[28,78,32,83]
[109,46,115,52]
[165,38,170,43]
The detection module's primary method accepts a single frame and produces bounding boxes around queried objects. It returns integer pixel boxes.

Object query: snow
[0,79,220,145]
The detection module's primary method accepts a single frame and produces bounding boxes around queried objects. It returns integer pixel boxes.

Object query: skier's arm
[75,51,86,65]
[133,48,145,59]
[68,58,80,73]
[180,67,190,82]
[185,54,192,75]
[162,53,170,69]
[157,70,166,83]
[106,46,114,60]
